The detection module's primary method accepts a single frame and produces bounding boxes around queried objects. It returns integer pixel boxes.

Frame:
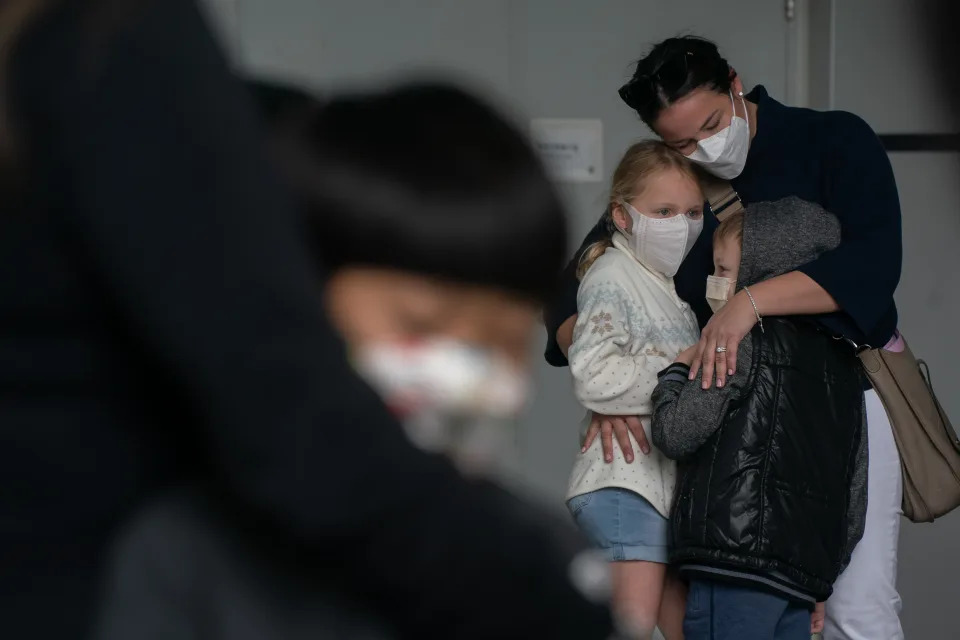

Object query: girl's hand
[674,344,698,366]
[581,413,650,464]
[689,290,757,389]
[811,602,826,634]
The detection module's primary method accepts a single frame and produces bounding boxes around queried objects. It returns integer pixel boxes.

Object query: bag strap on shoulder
[699,173,744,221]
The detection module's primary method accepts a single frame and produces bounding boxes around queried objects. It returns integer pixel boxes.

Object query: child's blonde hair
[714,209,744,247]
[577,140,702,279]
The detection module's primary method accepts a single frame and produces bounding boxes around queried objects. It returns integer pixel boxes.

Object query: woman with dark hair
[545,36,904,640]
[0,1,614,638]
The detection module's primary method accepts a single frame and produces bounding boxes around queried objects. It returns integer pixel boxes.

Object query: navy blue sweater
[545,86,902,366]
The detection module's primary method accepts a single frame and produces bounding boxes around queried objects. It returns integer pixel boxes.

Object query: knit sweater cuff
[657,362,690,384]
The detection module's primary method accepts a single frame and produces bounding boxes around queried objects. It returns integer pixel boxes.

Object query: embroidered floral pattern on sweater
[575,282,696,347]
[566,246,700,519]
[590,311,614,335]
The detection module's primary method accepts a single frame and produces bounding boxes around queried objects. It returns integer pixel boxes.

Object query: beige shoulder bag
[701,177,960,523]
[857,340,960,522]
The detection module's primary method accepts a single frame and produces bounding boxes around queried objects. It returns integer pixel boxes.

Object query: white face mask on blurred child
[353,338,529,475]
[621,203,703,278]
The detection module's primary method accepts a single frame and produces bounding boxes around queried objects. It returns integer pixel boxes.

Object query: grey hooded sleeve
[651,335,755,460]
[650,334,867,577]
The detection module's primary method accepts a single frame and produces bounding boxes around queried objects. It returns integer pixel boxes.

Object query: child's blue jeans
[683,579,810,640]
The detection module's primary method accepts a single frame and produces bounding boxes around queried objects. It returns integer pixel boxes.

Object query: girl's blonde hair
[577,140,701,279]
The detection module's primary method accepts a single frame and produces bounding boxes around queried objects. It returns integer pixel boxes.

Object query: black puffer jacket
[652,197,867,603]
[670,318,863,600]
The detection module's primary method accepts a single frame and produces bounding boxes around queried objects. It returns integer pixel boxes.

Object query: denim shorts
[566,487,669,564]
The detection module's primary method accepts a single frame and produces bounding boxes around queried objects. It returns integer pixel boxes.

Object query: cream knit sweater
[566,234,700,518]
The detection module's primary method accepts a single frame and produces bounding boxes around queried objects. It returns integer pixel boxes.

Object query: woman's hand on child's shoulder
[582,413,650,464]
[689,291,757,390]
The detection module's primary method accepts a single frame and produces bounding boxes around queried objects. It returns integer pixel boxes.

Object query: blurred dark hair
[1,0,142,169]
[246,78,319,124]
[619,36,734,128]
[0,0,56,165]
[278,82,568,303]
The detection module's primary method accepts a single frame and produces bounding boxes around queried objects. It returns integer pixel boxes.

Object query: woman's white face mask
[620,203,703,278]
[685,91,751,180]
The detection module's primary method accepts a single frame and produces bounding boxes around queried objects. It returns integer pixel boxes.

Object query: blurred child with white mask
[288,84,569,478]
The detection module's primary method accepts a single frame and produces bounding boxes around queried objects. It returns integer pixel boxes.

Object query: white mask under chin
[621,203,703,277]
[685,90,751,180]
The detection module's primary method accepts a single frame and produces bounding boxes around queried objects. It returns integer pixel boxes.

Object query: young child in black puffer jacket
[651,197,867,640]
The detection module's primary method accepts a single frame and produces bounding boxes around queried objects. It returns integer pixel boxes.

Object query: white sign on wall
[530,118,603,183]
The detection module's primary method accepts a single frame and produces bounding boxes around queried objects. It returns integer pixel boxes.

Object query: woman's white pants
[824,389,904,640]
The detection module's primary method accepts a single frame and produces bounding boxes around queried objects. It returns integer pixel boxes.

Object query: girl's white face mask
[685,91,751,180]
[621,203,703,278]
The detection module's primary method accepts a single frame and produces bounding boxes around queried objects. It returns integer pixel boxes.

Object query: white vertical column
[786,0,836,110]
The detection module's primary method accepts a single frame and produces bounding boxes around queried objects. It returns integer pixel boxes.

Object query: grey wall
[201,1,959,636]
[887,153,960,639]
[831,2,960,637]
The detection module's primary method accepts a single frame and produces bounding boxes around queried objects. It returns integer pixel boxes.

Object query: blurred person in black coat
[95,79,621,639]
[0,1,613,638]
